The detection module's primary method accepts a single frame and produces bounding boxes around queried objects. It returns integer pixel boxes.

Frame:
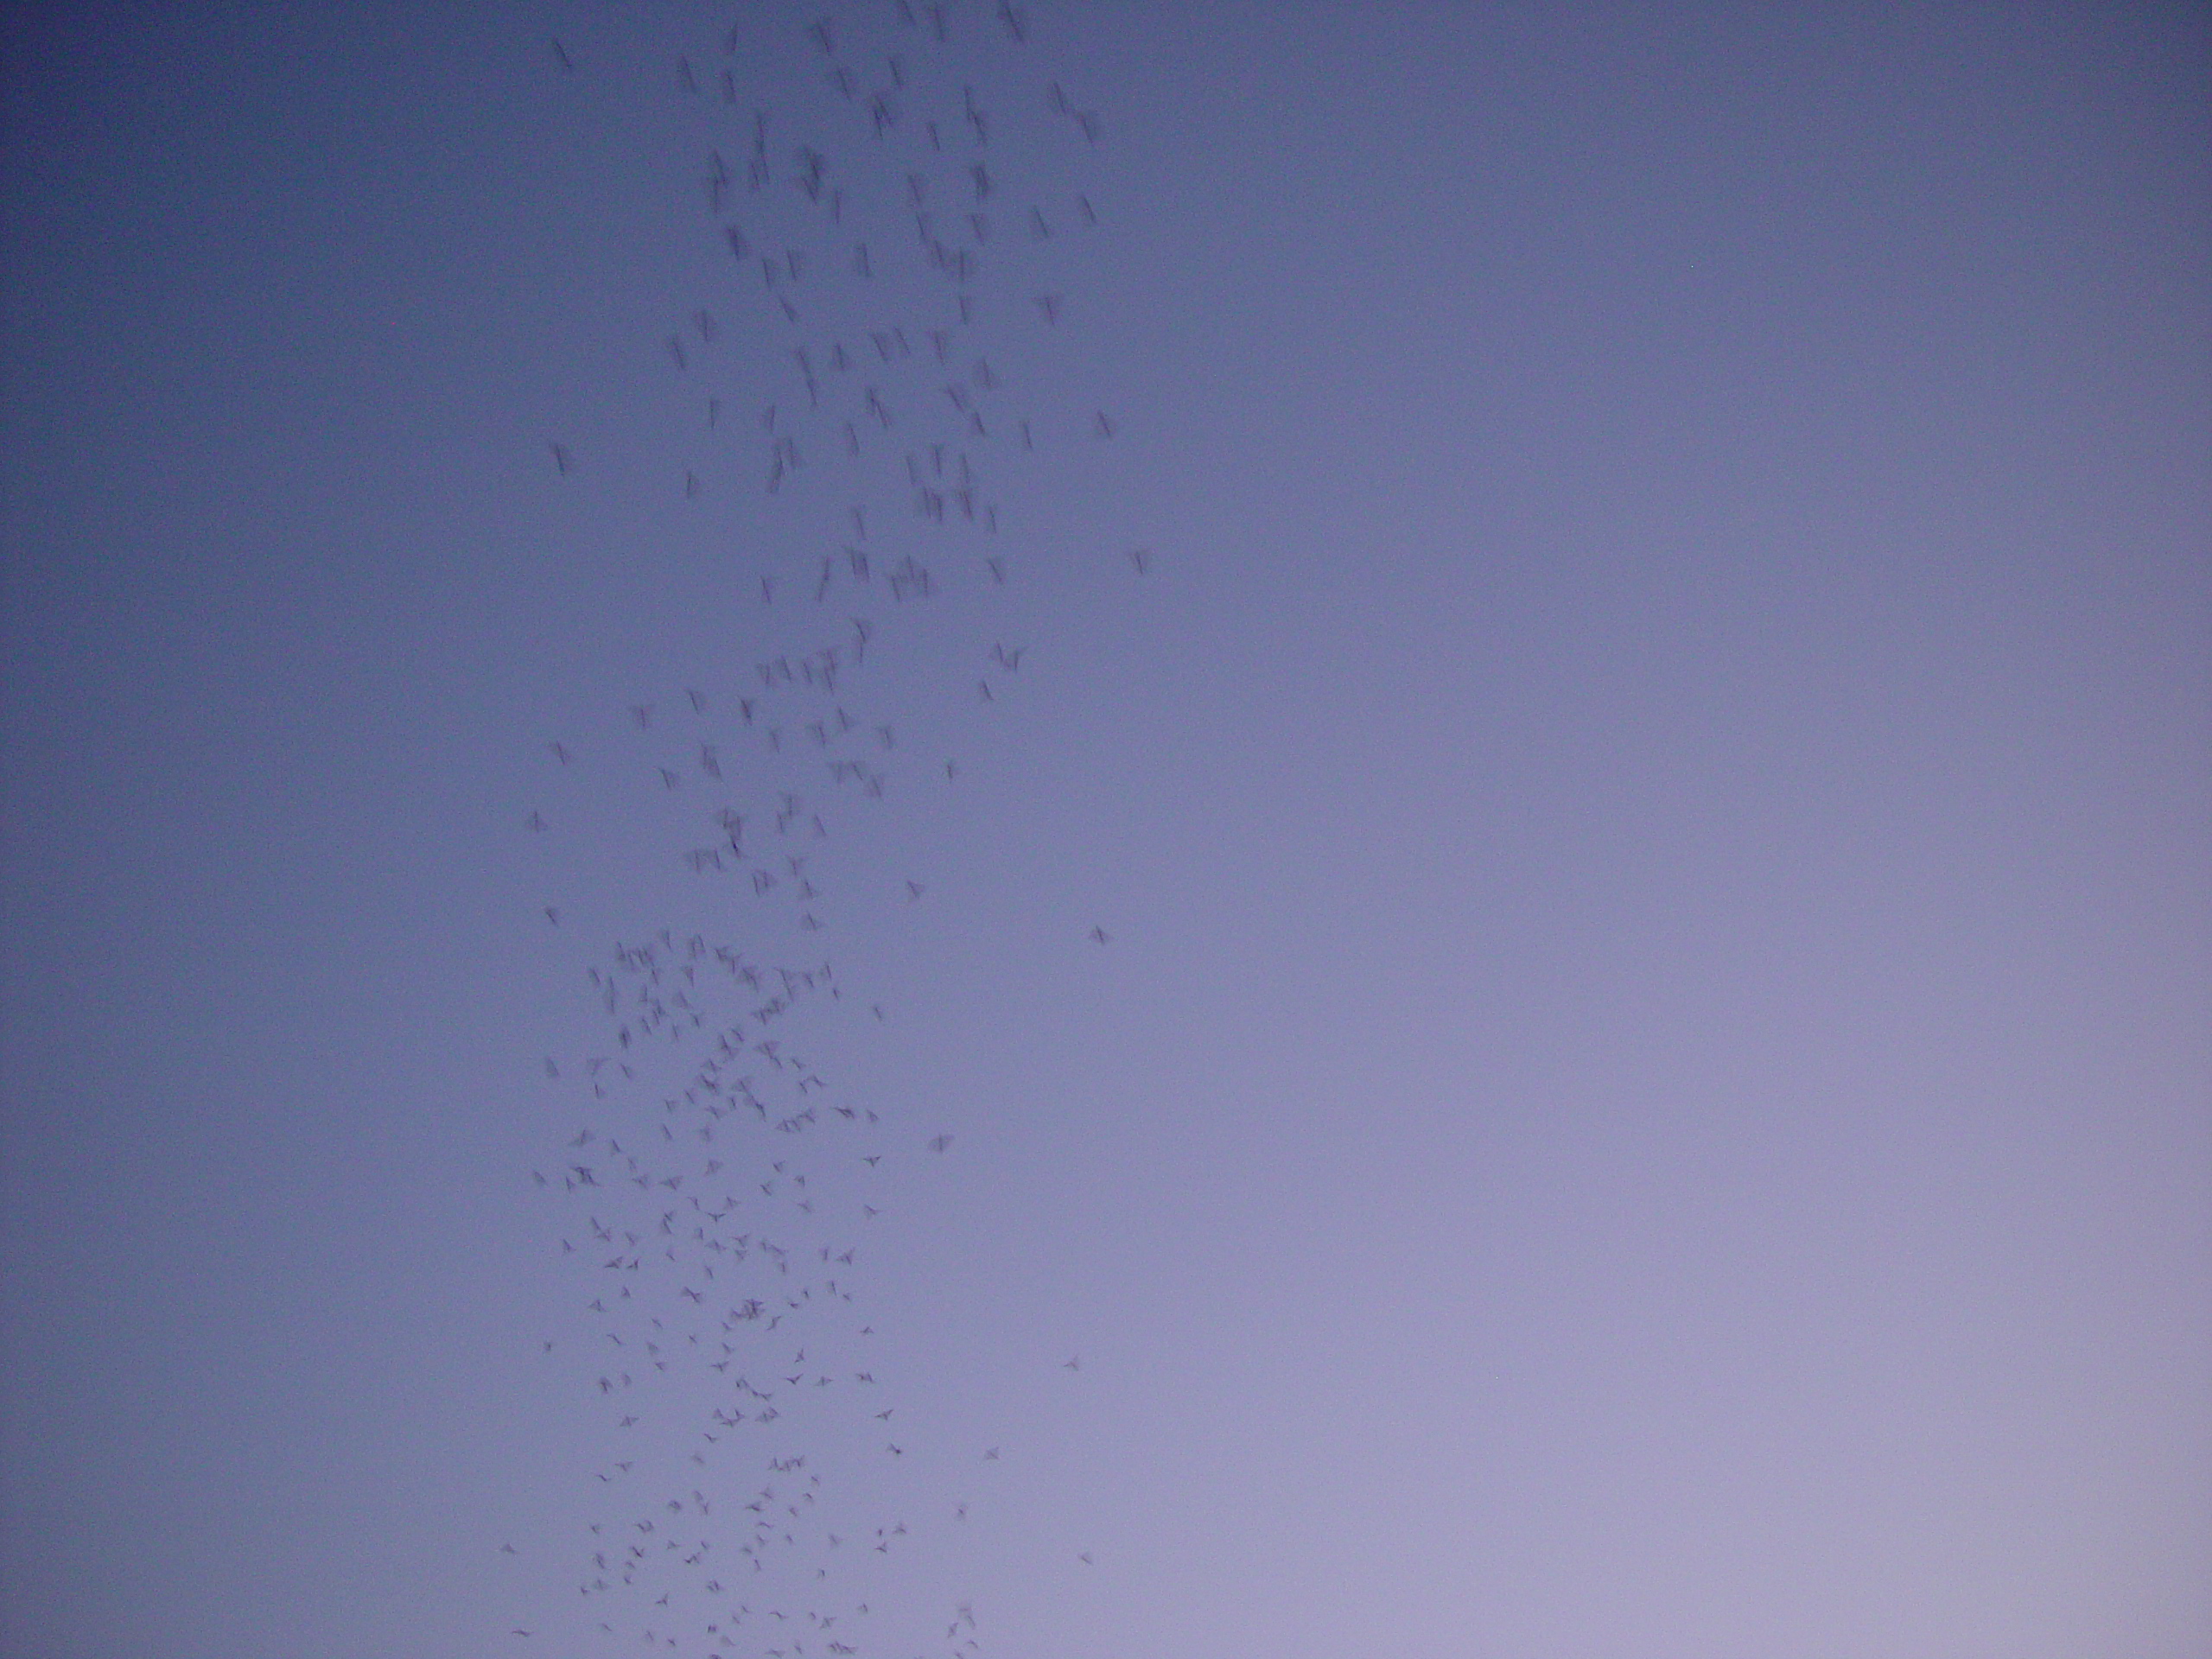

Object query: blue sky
[3,3,2207,1656]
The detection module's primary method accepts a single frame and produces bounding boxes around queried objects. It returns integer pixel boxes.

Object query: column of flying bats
[522,3,1141,1653]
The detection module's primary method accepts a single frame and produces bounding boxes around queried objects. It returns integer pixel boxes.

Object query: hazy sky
[3,3,2207,1656]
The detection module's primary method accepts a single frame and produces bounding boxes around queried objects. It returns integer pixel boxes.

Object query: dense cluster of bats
[517,5,1140,1652]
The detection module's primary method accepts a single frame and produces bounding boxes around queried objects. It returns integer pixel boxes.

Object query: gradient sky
[3,3,2208,1656]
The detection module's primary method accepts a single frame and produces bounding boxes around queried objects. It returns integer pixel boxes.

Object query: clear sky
[3,3,2207,1656]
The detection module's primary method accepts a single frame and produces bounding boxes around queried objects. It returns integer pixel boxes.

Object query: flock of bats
[518,4,1141,1652]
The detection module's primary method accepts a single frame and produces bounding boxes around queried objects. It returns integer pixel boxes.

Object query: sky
[2,3,2208,1656]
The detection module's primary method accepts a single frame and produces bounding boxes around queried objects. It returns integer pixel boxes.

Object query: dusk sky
[3,3,2207,1656]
